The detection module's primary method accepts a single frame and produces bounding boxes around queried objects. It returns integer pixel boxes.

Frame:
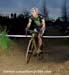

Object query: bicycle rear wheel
[26,39,33,63]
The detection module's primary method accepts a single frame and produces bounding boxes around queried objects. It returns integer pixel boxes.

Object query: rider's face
[32,9,38,18]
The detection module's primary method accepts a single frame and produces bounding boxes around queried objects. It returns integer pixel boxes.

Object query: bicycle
[26,29,43,64]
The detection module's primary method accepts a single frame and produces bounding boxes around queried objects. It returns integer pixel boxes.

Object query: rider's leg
[37,33,42,54]
[38,33,42,49]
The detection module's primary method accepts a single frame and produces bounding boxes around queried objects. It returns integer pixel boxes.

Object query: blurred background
[0,0,69,35]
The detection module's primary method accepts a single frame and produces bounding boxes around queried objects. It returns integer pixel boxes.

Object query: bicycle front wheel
[26,39,33,63]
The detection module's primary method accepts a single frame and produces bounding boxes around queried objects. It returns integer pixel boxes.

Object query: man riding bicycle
[26,7,46,55]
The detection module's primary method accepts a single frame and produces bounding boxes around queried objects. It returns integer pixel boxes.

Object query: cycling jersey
[29,14,45,33]
[29,14,44,26]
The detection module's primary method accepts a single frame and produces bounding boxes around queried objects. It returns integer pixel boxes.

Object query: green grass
[0,26,11,54]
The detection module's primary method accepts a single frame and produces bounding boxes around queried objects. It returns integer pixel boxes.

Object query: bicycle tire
[26,39,33,63]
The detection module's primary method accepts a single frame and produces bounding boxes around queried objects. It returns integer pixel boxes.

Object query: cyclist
[26,7,46,55]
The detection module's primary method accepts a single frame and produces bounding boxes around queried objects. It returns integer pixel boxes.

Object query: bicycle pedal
[37,51,43,55]
[37,52,44,59]
[28,50,33,54]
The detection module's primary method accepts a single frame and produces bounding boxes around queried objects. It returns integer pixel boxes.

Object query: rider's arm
[41,19,46,30]
[26,18,32,29]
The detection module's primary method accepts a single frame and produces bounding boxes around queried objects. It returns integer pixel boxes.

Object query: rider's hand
[25,28,29,36]
[40,28,45,35]
[25,27,28,31]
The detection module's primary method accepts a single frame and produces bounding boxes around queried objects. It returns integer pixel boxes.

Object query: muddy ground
[0,38,69,75]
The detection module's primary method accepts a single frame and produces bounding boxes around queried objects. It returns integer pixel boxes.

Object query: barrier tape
[0,34,69,38]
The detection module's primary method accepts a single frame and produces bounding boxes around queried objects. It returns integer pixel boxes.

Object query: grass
[0,26,11,54]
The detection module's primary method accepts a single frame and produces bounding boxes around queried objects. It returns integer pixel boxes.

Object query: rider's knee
[38,34,42,41]
[38,34,41,39]
[39,33,42,36]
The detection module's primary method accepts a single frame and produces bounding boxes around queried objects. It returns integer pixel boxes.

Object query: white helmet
[30,7,38,14]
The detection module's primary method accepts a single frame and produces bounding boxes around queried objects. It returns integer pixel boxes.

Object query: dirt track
[0,38,69,75]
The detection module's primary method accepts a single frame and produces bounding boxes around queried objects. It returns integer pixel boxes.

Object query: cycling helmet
[30,7,38,14]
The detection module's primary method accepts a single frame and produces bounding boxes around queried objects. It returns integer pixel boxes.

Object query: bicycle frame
[26,30,38,63]
[30,33,38,51]
[26,29,38,50]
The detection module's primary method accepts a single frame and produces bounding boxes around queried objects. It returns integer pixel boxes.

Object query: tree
[40,0,49,20]
[61,0,68,35]
[22,9,29,18]
[61,0,67,22]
